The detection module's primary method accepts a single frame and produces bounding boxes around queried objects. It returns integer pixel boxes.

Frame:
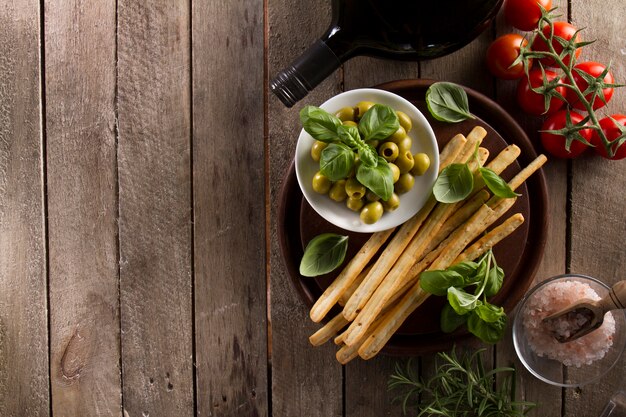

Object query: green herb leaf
[479,167,520,198]
[319,143,355,181]
[447,287,479,315]
[299,106,342,142]
[337,124,378,167]
[356,157,394,201]
[474,302,505,323]
[440,304,468,333]
[433,163,474,203]
[299,233,349,277]
[467,311,507,344]
[358,104,400,141]
[425,82,475,123]
[420,270,465,296]
[448,261,480,279]
[484,265,504,297]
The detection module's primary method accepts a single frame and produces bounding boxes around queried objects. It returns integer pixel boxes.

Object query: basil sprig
[425,82,475,123]
[299,233,349,277]
[299,104,396,200]
[419,250,507,344]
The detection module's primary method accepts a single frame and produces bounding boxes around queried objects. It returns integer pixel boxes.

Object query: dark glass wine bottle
[271,0,503,107]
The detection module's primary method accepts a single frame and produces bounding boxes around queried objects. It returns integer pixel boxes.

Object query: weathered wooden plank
[566,0,626,414]
[342,58,417,417]
[44,0,121,415]
[191,0,267,416]
[117,1,193,415]
[268,0,344,416]
[492,1,567,414]
[0,1,49,416]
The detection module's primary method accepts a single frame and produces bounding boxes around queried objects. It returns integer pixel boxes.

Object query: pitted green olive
[411,153,431,176]
[343,120,358,127]
[355,101,375,119]
[312,171,332,194]
[389,126,407,144]
[346,196,365,212]
[395,150,415,173]
[378,141,399,162]
[335,106,356,122]
[345,178,366,199]
[395,173,415,194]
[382,193,400,212]
[365,190,380,202]
[396,111,412,132]
[388,163,401,183]
[360,201,384,224]
[311,140,328,162]
[329,179,348,202]
[397,136,413,153]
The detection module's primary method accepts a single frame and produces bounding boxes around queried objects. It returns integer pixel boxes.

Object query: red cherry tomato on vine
[532,21,582,67]
[516,69,566,116]
[504,0,552,31]
[486,34,531,80]
[567,62,615,111]
[590,115,626,160]
[540,110,591,158]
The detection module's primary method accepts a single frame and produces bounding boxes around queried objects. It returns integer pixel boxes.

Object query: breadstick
[438,134,467,172]
[310,227,394,322]
[455,213,525,264]
[508,154,547,191]
[338,265,371,306]
[309,312,350,346]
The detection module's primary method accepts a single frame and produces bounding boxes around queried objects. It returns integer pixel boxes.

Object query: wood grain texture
[44,0,121,415]
[492,1,568,414]
[267,0,343,416]
[191,0,268,416]
[117,0,193,415]
[0,1,49,416]
[342,58,417,417]
[566,0,626,414]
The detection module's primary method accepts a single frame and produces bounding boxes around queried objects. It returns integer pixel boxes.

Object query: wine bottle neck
[270,39,342,108]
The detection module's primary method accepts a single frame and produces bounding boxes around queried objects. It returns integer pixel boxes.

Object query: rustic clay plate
[278,79,549,356]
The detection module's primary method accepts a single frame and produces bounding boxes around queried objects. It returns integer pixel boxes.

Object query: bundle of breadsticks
[306,125,547,364]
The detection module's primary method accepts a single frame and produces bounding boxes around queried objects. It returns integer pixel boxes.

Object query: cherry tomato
[516,68,566,115]
[504,0,552,31]
[567,62,615,111]
[540,110,591,158]
[531,21,582,67]
[590,115,626,160]
[486,34,531,80]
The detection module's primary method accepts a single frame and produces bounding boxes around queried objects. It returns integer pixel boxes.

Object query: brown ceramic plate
[278,79,548,356]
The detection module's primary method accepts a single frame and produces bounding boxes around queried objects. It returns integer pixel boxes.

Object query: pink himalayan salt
[522,280,615,367]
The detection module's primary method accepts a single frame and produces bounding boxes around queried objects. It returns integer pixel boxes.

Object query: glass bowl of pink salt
[512,274,626,387]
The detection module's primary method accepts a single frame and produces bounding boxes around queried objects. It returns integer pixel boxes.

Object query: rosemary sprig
[389,349,536,417]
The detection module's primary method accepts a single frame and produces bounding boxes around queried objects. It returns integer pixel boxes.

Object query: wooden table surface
[1,0,625,416]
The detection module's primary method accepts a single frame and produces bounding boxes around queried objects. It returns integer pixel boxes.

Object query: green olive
[343,120,358,127]
[329,179,348,202]
[389,126,407,144]
[396,111,413,133]
[355,101,375,119]
[345,178,366,199]
[388,163,401,183]
[378,141,399,162]
[366,139,380,149]
[397,136,413,153]
[312,172,332,194]
[395,150,415,173]
[335,106,356,122]
[382,193,400,212]
[365,190,380,202]
[411,153,431,176]
[346,196,365,212]
[310,140,328,162]
[395,173,415,194]
[360,201,384,224]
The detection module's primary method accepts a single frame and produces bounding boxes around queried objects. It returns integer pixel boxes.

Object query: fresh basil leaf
[447,261,479,279]
[479,167,520,198]
[356,157,394,201]
[319,143,355,181]
[420,270,465,296]
[299,233,349,277]
[484,265,504,297]
[433,163,474,203]
[474,303,505,323]
[337,124,378,167]
[447,287,479,315]
[300,106,342,142]
[425,82,475,123]
[358,104,400,141]
[467,311,507,344]
[440,304,469,333]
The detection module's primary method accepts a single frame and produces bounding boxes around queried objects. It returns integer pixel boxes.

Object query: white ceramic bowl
[295,88,439,233]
